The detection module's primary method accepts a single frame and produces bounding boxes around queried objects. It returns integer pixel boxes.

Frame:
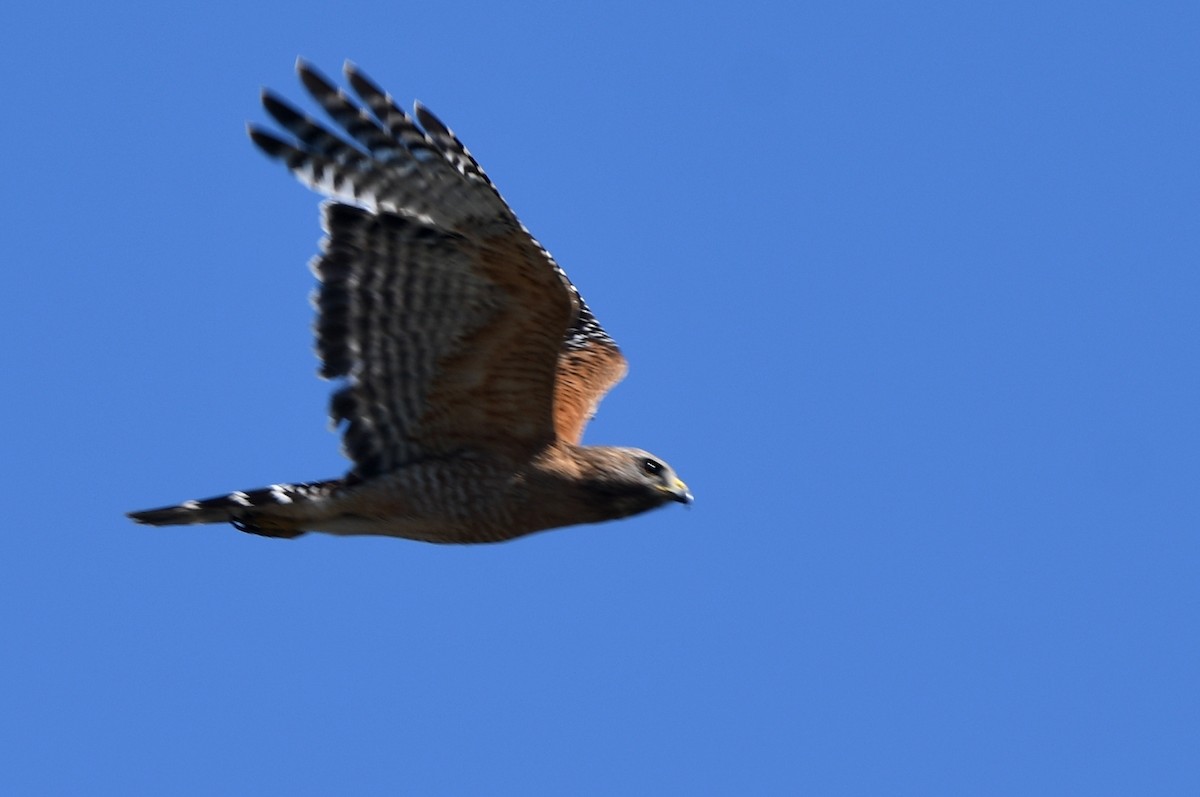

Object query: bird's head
[575,446,692,519]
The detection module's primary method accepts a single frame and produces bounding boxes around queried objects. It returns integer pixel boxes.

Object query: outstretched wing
[251,60,586,478]
[552,302,628,444]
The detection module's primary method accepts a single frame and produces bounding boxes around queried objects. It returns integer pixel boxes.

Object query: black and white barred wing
[251,60,511,230]
[252,61,585,478]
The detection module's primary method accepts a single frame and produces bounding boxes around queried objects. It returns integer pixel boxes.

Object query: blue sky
[3,1,1198,793]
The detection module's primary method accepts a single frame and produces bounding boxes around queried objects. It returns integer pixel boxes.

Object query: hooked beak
[665,477,693,505]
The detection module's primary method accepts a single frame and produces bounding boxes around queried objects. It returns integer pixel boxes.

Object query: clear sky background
[3,1,1197,794]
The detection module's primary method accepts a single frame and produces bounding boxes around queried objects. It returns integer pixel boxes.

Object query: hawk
[127,60,691,544]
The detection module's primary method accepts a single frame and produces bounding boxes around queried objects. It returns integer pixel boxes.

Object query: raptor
[128,60,690,543]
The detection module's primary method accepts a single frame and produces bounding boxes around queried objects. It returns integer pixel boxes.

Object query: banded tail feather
[127,480,343,538]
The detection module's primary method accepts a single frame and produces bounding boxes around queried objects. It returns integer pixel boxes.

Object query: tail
[127,480,343,538]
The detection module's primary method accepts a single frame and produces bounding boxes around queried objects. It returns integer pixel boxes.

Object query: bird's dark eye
[641,458,663,476]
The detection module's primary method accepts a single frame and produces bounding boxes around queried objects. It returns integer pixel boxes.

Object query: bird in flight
[127,60,691,543]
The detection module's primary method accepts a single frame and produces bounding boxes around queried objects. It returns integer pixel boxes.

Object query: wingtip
[261,90,305,128]
[297,59,336,96]
[247,125,289,158]
[344,62,386,102]
[413,102,449,136]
